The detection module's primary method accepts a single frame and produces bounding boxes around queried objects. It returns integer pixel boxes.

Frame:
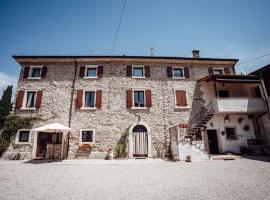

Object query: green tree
[0,85,13,129]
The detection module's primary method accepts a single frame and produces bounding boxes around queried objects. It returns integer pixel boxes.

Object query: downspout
[66,59,78,159]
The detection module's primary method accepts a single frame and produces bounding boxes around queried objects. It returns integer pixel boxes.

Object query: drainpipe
[66,59,78,159]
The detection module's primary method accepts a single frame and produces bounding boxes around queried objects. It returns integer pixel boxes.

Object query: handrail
[191,100,214,128]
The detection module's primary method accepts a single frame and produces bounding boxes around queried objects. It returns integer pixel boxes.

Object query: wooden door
[207,130,220,154]
[133,132,148,157]
[36,132,48,158]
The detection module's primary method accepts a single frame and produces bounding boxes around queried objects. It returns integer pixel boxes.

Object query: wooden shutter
[41,66,47,78]
[79,66,85,78]
[15,90,25,109]
[97,66,104,78]
[175,90,188,107]
[23,67,30,79]
[127,89,133,108]
[47,133,52,144]
[127,65,132,77]
[224,67,230,74]
[145,66,150,77]
[76,90,83,108]
[184,67,190,78]
[167,66,173,78]
[35,91,43,109]
[208,67,214,74]
[96,90,102,109]
[146,90,152,108]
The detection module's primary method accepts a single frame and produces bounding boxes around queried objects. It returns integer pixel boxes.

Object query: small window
[132,66,144,77]
[80,130,95,144]
[51,133,62,144]
[84,91,96,108]
[17,130,30,143]
[254,86,262,97]
[134,91,145,107]
[86,67,97,77]
[29,67,42,78]
[218,90,229,98]
[173,68,184,78]
[225,127,238,140]
[213,68,224,75]
[25,91,37,108]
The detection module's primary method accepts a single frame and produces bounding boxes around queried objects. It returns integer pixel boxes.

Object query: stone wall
[11,59,235,159]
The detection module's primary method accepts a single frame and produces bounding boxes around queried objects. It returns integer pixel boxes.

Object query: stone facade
[6,55,238,159]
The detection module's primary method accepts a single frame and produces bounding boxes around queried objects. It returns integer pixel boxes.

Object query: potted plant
[186,155,192,162]
[107,147,114,160]
[79,144,92,151]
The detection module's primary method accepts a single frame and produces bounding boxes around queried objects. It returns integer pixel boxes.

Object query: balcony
[213,97,267,114]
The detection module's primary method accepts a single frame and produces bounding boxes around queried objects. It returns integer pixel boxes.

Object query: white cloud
[0,71,17,99]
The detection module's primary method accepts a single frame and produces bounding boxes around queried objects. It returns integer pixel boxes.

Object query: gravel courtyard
[0,157,270,200]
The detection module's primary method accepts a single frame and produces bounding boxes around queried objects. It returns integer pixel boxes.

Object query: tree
[0,85,13,129]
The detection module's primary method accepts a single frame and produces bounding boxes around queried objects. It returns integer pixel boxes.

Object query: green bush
[115,131,128,158]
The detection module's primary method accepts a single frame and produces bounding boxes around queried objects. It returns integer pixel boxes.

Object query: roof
[12,55,239,63]
[199,74,261,83]
[249,64,270,75]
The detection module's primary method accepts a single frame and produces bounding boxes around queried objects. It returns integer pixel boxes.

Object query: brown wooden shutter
[15,90,24,109]
[127,89,132,108]
[23,67,30,79]
[41,66,47,78]
[167,66,173,78]
[97,66,104,78]
[146,90,152,108]
[145,66,150,77]
[76,90,83,108]
[208,67,214,74]
[35,91,43,109]
[224,67,230,74]
[79,66,85,78]
[127,65,132,77]
[96,90,102,109]
[176,90,188,107]
[184,67,190,78]
[47,133,52,144]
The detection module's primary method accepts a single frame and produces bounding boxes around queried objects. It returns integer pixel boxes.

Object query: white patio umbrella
[33,123,72,161]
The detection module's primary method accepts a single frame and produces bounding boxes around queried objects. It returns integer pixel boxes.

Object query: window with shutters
[172,67,185,78]
[84,91,96,108]
[24,91,37,109]
[80,129,95,144]
[225,127,238,140]
[213,68,224,75]
[174,89,189,108]
[28,66,42,79]
[85,65,97,78]
[132,65,145,78]
[133,90,146,108]
[16,129,31,144]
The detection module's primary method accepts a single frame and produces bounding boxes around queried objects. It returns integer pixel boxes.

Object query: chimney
[192,50,200,58]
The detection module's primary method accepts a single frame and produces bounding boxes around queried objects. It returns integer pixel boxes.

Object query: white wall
[206,115,255,153]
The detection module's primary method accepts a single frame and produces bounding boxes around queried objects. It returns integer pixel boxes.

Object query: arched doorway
[128,121,151,158]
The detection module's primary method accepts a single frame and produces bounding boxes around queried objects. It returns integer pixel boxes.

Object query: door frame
[35,132,48,158]
[206,129,220,154]
[128,121,151,158]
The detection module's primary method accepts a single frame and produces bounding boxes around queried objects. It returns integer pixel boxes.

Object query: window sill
[79,142,95,145]
[131,107,148,110]
[15,142,31,145]
[27,77,41,80]
[80,107,98,110]
[132,76,146,79]
[83,76,98,79]
[174,106,190,109]
[172,77,186,79]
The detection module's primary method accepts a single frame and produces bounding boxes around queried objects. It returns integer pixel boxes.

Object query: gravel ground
[0,157,270,200]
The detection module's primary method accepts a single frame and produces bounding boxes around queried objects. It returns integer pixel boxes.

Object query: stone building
[3,51,268,160]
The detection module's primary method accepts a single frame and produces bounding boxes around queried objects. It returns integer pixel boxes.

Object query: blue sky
[0,0,270,96]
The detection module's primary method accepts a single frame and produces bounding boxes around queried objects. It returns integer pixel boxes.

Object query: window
[132,66,144,77]
[16,130,30,144]
[29,67,42,78]
[254,86,262,97]
[213,68,224,75]
[218,90,229,98]
[84,91,96,108]
[85,67,97,77]
[172,67,184,78]
[134,90,145,107]
[25,91,37,108]
[175,90,188,107]
[80,129,95,144]
[225,127,238,140]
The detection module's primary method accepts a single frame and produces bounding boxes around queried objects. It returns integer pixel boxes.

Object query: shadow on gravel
[242,156,270,163]
[23,159,63,164]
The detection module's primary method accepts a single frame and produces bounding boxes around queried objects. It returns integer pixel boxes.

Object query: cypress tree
[0,85,13,129]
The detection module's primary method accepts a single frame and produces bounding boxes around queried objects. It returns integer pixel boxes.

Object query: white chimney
[192,50,200,58]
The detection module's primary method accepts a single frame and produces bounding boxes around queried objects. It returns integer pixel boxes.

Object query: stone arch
[128,121,151,158]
